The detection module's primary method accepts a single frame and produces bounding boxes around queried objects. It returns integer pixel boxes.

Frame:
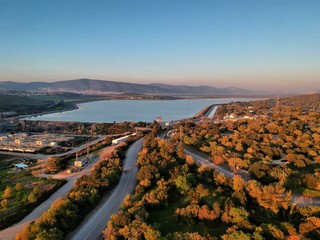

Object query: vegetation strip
[16,134,141,240]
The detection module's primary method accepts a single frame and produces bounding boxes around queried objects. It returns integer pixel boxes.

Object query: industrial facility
[0,133,73,153]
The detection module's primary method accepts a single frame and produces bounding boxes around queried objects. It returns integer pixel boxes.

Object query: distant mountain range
[0,79,260,95]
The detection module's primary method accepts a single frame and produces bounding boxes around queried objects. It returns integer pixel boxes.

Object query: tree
[302,174,320,190]
[299,217,320,235]
[137,166,158,182]
[246,181,291,213]
[175,175,191,194]
[227,157,243,171]
[222,230,251,240]
[186,155,195,165]
[235,142,244,152]
[3,186,12,199]
[144,227,161,240]
[1,199,8,208]
[233,175,245,191]
[15,182,24,191]
[28,193,37,203]
[223,207,249,224]
[35,228,64,240]
[262,224,285,240]
[33,186,40,195]
[46,157,66,173]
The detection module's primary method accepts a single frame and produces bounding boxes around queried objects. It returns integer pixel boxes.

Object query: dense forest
[104,94,320,239]
[104,135,319,239]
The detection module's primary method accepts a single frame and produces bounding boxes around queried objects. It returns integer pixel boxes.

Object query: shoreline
[8,104,79,121]
[10,97,262,122]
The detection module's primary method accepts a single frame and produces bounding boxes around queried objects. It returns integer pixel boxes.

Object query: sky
[0,0,319,93]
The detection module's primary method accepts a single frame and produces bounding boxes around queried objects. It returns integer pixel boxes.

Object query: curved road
[185,147,320,207]
[184,148,235,178]
[0,145,116,240]
[68,138,143,240]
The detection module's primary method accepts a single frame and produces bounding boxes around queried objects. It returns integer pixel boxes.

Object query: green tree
[262,224,285,240]
[35,228,64,240]
[15,182,24,191]
[175,175,191,194]
[222,230,251,240]
[28,193,37,203]
[144,227,161,240]
[33,186,40,195]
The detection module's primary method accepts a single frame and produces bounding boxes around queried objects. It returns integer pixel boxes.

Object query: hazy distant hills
[0,79,259,95]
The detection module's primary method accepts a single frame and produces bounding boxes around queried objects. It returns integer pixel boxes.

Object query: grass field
[0,156,65,229]
[148,191,228,236]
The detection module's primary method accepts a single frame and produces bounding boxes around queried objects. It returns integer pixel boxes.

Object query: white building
[112,135,130,145]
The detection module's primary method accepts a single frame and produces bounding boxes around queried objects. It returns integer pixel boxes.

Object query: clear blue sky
[0,0,319,93]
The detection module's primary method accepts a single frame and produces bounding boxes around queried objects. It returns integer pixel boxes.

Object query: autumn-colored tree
[28,193,37,203]
[299,217,320,236]
[185,155,195,165]
[233,175,245,191]
[3,186,12,199]
[46,157,66,173]
[227,157,243,171]
[1,199,8,208]
[261,223,285,240]
[246,181,291,213]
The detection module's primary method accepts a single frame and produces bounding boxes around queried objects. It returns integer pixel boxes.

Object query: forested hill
[0,79,258,95]
[0,95,53,113]
[279,93,320,110]
[0,94,73,115]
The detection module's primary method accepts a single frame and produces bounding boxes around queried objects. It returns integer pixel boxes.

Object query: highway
[68,138,143,240]
[0,145,116,240]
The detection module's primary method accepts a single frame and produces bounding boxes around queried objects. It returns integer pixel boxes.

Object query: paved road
[68,138,143,240]
[185,147,320,207]
[184,148,235,178]
[0,145,116,240]
[207,105,219,118]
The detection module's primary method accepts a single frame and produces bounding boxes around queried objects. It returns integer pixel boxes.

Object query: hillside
[0,94,75,116]
[0,79,259,96]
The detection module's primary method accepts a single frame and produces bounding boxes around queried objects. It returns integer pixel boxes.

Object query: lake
[25,98,256,123]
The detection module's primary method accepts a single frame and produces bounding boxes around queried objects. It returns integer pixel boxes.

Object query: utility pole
[86,146,89,158]
[180,125,183,143]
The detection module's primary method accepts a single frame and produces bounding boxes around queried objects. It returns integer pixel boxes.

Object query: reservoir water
[26,98,256,123]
